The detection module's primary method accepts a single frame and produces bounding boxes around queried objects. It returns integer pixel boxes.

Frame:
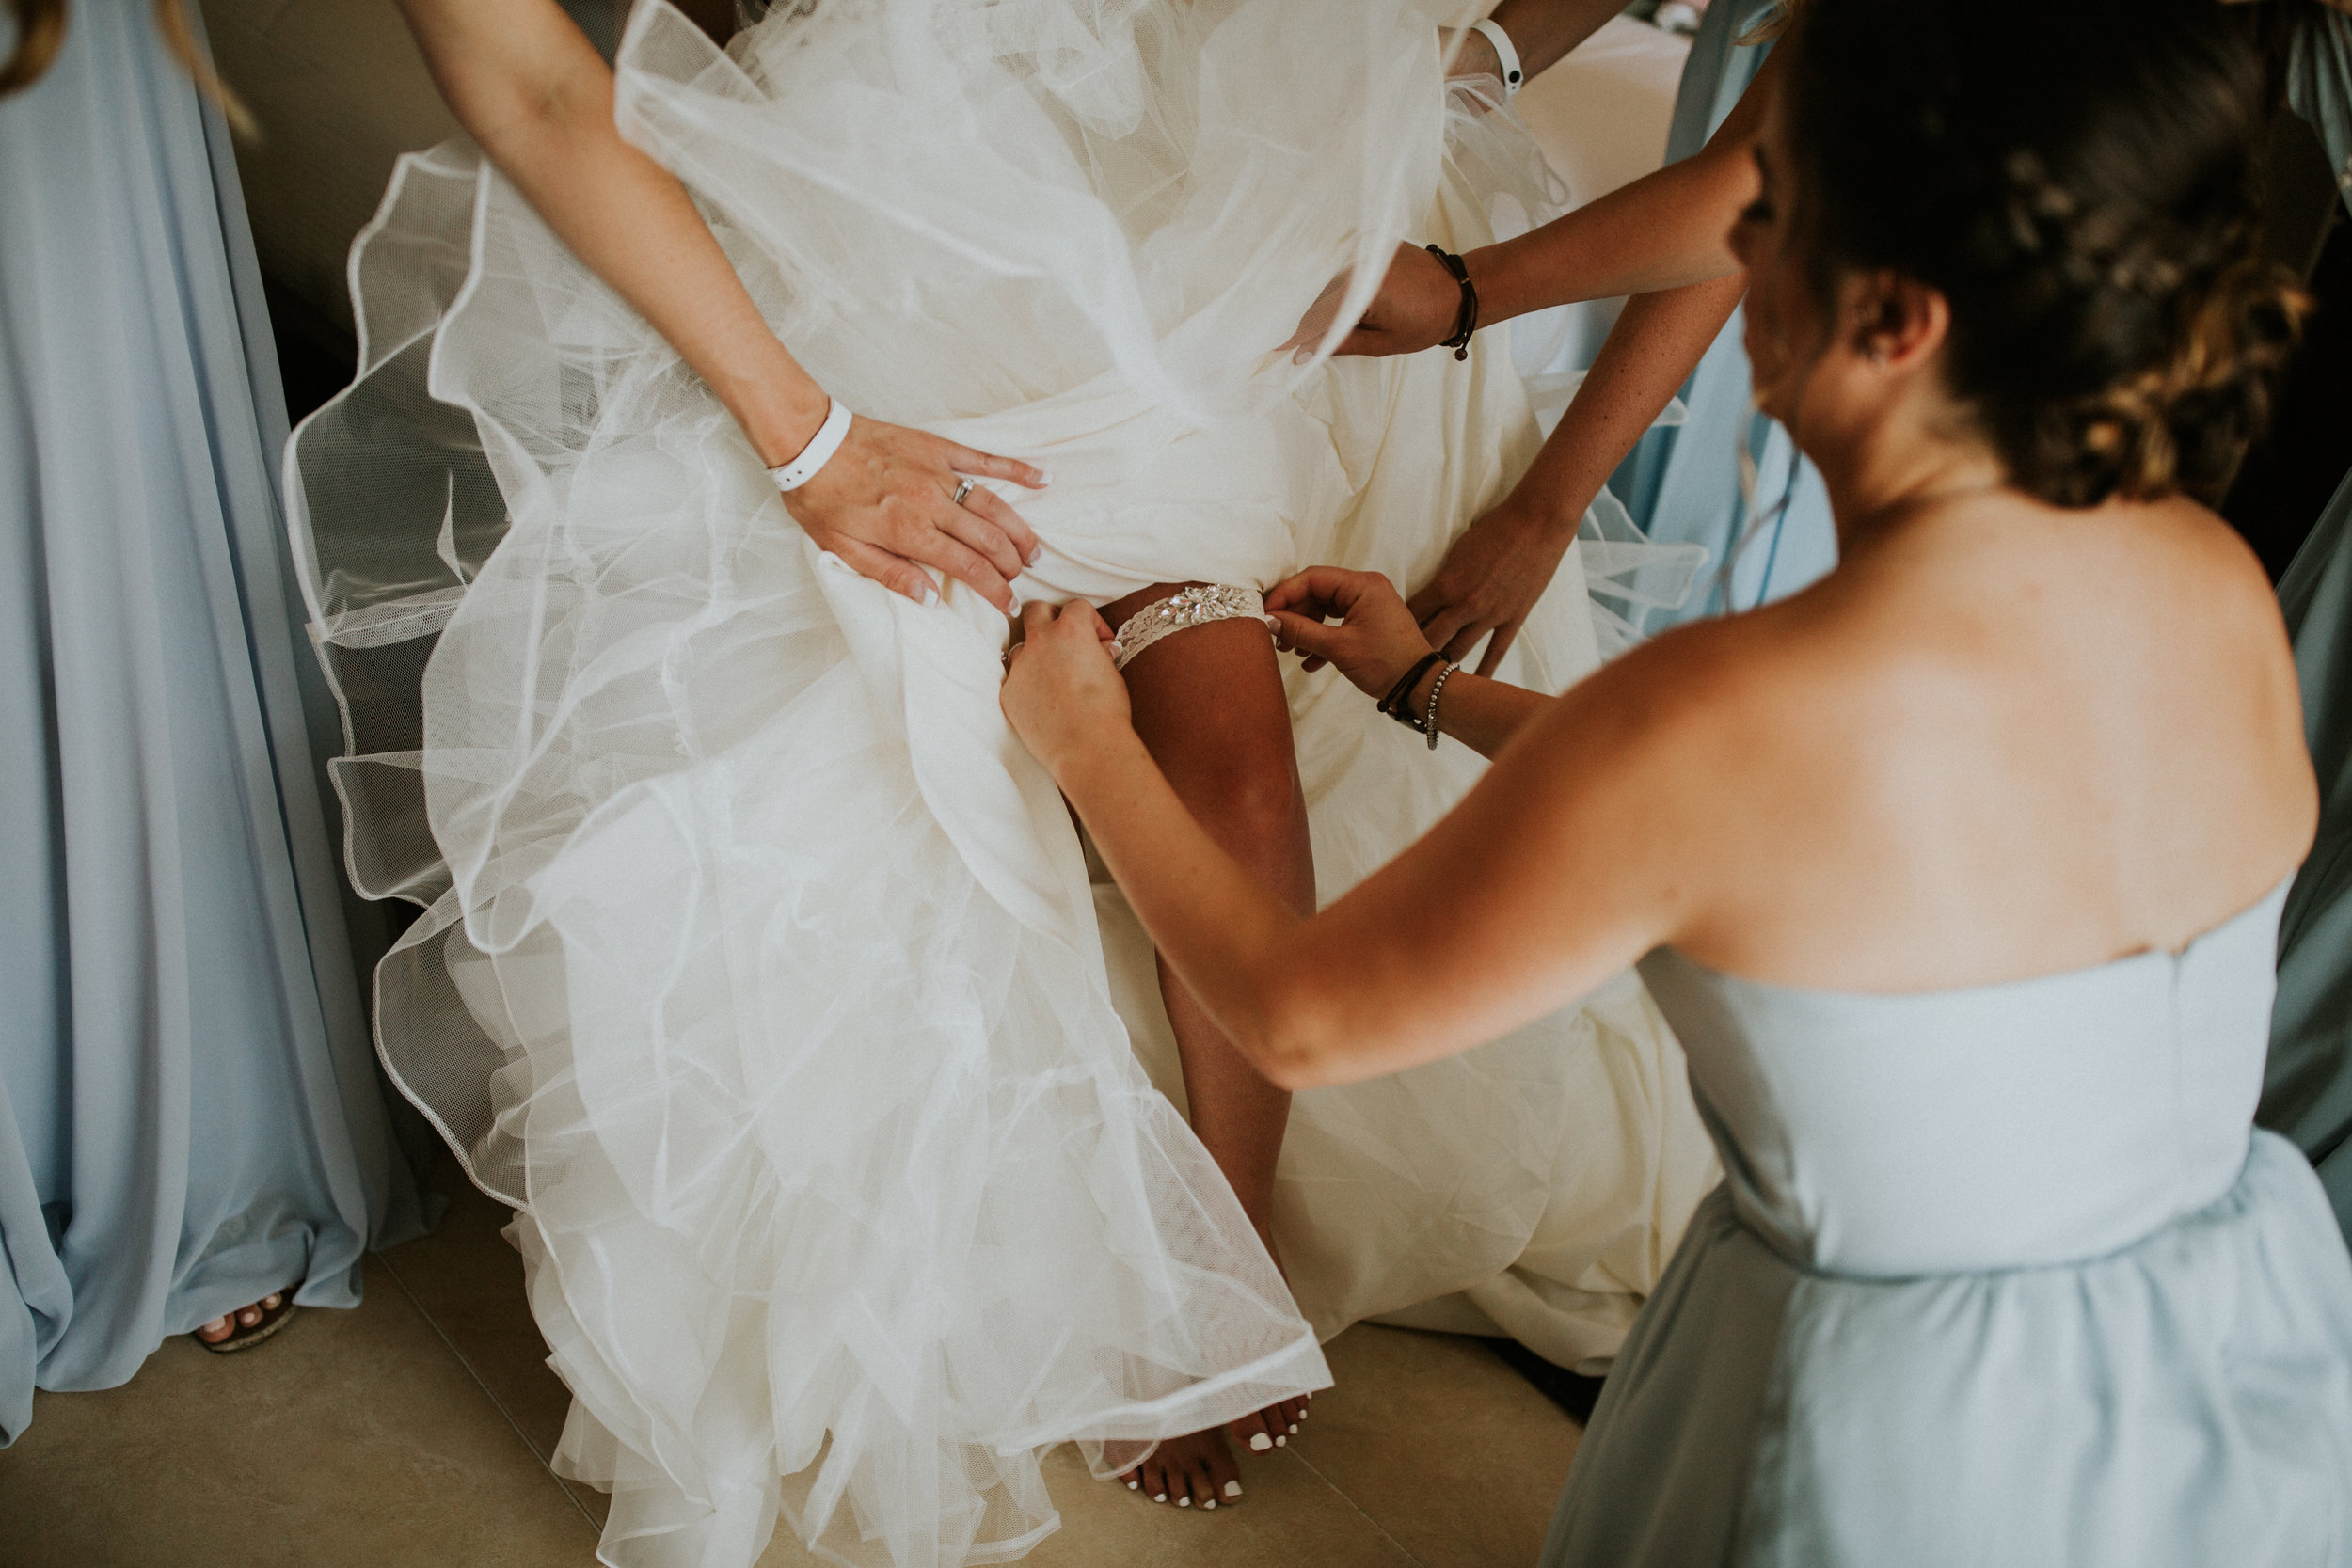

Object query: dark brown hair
[1783,0,2306,507]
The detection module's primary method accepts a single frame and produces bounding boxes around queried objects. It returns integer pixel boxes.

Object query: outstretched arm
[1001,595,1700,1088]
[1413,271,1747,670]
[1302,48,1776,359]
[394,0,1048,610]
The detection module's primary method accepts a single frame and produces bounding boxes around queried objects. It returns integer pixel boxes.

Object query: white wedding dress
[284,3,1718,1565]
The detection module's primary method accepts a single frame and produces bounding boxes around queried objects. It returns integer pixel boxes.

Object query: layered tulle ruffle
[284,3,1714,1564]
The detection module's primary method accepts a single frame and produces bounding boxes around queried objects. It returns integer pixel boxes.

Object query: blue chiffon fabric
[2267,8,2352,1246]
[0,6,429,1442]
[1544,881,2352,1565]
[1605,0,1836,625]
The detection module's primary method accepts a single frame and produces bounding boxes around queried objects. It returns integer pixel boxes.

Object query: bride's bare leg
[1100,581,1316,1510]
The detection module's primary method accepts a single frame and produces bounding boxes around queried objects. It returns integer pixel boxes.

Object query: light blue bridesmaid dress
[1543,879,2352,1566]
[1608,0,1836,622]
[0,4,429,1441]
[2266,8,2352,1247]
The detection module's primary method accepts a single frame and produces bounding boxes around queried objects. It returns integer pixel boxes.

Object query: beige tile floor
[0,1166,1582,1568]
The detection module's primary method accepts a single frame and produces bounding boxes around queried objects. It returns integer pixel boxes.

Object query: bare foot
[1226,1388,1311,1453]
[1119,1429,1246,1510]
[1223,1227,1311,1453]
[194,1292,284,1345]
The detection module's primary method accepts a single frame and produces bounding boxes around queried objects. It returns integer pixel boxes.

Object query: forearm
[1057,734,1316,1078]
[1466,152,1748,318]
[397,0,828,465]
[1395,661,1551,759]
[1518,272,1750,525]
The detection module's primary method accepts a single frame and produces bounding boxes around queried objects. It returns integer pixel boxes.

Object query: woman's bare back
[1659,489,2316,994]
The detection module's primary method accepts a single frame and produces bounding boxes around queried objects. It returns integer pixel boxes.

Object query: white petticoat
[283,4,1718,1565]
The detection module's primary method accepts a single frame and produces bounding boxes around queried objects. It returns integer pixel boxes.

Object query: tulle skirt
[284,3,1716,1564]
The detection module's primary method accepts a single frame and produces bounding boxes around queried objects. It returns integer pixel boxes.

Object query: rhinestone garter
[1108,584,1269,671]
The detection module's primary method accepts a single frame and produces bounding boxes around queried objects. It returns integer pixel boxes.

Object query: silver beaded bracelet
[1422,660,1454,751]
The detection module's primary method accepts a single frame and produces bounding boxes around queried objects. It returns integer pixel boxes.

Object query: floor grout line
[372,1247,606,1541]
[1282,1447,1438,1568]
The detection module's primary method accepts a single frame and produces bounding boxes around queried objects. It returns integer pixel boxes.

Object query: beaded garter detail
[1108,584,1269,671]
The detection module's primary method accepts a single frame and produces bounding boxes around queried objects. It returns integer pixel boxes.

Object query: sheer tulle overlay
[283,4,1714,1565]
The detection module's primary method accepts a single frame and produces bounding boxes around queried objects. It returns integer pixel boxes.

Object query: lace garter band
[1108,584,1269,671]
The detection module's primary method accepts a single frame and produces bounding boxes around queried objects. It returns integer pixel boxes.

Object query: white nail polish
[921,583,938,606]
[1275,1435,1286,1447]
[1288,1423,1298,1434]
[1248,1433,1272,1452]
[1224,1481,1243,1498]
[1154,1493,1168,1504]
[1034,469,1054,487]
[1027,546,1043,567]
[1127,1481,1138,1491]
[1177,1497,1192,1508]
[1204,1500,1217,1511]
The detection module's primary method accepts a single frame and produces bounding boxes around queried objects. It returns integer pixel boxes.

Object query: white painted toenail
[1224,1481,1243,1498]
[1288,1423,1298,1434]
[1178,1497,1192,1508]
[1204,1500,1217,1510]
[1248,1433,1272,1451]
[1275,1435,1286,1447]
[1127,1481,1138,1490]
[1154,1494,1168,1504]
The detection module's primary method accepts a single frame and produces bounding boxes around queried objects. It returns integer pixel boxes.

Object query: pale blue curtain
[0,3,430,1441]
[1607,0,1837,622]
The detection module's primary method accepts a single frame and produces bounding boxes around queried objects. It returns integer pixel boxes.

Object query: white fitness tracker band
[1470,17,1524,97]
[768,398,853,491]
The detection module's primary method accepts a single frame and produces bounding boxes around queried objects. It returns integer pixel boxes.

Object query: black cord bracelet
[1378,652,1447,733]
[1423,245,1480,361]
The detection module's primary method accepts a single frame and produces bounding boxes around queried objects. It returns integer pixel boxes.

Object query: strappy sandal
[191,1287,300,1354]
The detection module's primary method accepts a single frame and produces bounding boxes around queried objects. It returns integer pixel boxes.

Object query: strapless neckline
[1657,873,2296,1007]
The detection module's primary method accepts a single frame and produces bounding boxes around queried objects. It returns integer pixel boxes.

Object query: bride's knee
[1189,739,1305,848]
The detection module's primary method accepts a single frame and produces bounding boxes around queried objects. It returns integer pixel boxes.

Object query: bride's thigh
[1103,581,1311,908]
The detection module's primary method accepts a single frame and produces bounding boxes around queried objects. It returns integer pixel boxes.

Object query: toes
[1202,1442,1243,1507]
[1185,1454,1219,1510]
[1231,1409,1275,1452]
[196,1315,231,1342]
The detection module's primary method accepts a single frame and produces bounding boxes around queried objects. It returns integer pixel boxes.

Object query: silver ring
[950,478,976,508]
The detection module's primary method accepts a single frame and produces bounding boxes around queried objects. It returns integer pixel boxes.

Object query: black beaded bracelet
[1378,652,1447,733]
[1423,245,1480,361]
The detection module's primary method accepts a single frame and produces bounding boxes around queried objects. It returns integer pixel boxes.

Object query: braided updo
[1783,0,2306,508]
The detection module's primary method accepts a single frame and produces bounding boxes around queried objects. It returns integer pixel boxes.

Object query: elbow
[1242,975,1357,1093]
[426,50,610,169]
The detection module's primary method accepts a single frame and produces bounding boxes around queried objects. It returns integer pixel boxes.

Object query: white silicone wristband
[1470,17,1524,97]
[767,398,853,491]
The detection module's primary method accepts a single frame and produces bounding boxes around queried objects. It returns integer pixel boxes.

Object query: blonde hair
[1738,0,1812,48]
[3,0,255,135]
